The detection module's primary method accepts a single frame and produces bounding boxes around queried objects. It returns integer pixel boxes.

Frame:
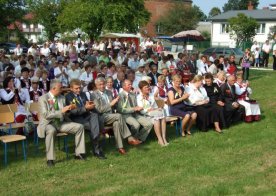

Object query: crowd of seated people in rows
[0,43,261,167]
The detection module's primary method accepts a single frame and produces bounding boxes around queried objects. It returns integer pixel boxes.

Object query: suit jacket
[203,83,223,104]
[117,90,137,116]
[91,90,114,114]
[65,92,91,122]
[113,79,122,92]
[147,72,161,86]
[37,92,69,138]
[220,83,238,110]
[187,60,197,74]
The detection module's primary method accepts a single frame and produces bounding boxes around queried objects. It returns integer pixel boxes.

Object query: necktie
[54,97,59,110]
[53,97,61,127]
[102,93,109,104]
[76,95,83,107]
[204,65,207,73]
[128,94,134,107]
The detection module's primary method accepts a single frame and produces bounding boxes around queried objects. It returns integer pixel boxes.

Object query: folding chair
[155,99,182,136]
[0,104,25,135]
[28,102,68,158]
[0,112,27,166]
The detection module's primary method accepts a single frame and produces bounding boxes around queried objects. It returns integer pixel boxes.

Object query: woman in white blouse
[137,80,168,146]
[185,75,222,133]
[80,64,93,89]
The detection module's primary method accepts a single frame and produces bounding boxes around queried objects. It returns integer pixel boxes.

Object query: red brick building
[143,0,192,37]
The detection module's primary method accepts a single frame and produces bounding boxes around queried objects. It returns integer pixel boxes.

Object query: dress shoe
[47,160,55,167]
[118,148,126,155]
[94,152,107,160]
[75,154,87,160]
[128,139,142,146]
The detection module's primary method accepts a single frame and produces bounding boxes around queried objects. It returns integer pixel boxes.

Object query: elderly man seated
[91,77,142,155]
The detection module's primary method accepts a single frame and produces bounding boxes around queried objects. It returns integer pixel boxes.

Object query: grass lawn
[0,70,276,195]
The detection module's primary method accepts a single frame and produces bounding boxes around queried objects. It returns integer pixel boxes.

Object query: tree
[27,0,68,40]
[0,0,26,40]
[193,5,207,21]
[156,3,200,35]
[208,7,221,18]
[268,26,276,41]
[57,0,150,40]
[223,0,259,12]
[228,13,258,47]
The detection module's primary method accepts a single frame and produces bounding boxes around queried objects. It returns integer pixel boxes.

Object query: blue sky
[193,0,276,15]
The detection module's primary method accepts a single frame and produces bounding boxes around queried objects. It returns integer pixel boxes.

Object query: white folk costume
[234,82,261,122]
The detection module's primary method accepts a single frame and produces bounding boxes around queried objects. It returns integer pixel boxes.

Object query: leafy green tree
[0,0,26,40]
[228,13,258,47]
[193,5,207,21]
[208,7,221,18]
[268,26,276,41]
[57,0,150,40]
[223,0,259,12]
[27,0,68,40]
[156,3,200,35]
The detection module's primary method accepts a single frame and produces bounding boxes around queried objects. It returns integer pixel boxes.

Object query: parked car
[201,47,244,65]
[0,42,28,54]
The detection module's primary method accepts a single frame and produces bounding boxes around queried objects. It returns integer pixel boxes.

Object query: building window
[256,23,265,34]
[221,24,229,34]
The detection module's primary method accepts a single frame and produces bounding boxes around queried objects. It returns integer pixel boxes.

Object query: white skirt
[238,100,261,116]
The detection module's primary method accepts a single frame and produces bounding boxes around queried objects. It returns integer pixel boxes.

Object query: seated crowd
[0,40,261,167]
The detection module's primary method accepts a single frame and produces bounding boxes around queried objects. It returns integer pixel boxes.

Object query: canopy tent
[172,30,204,41]
[155,30,204,42]
[100,33,140,39]
[100,33,141,51]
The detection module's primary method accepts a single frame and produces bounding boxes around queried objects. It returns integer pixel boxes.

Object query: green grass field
[0,70,276,196]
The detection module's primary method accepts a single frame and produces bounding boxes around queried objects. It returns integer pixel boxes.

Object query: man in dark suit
[147,64,161,86]
[113,71,125,92]
[187,54,197,75]
[220,75,245,127]
[65,79,106,159]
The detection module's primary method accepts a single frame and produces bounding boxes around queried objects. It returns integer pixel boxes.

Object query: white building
[8,13,44,43]
[210,4,276,48]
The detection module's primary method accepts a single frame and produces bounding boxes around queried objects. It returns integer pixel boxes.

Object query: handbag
[148,109,164,118]
[242,62,251,68]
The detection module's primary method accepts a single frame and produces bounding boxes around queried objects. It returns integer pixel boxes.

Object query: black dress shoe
[47,160,55,167]
[94,152,107,160]
[75,154,86,160]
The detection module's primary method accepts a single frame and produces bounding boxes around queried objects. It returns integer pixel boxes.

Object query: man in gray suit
[91,77,141,155]
[117,79,153,142]
[38,79,86,167]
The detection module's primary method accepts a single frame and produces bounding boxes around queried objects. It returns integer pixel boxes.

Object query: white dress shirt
[185,84,209,106]
[68,68,81,82]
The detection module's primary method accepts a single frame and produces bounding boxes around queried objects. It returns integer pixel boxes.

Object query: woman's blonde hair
[191,75,203,83]
[236,73,243,80]
[157,75,166,82]
[172,74,182,82]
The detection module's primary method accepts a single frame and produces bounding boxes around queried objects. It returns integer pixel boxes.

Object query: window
[221,24,229,34]
[214,48,224,55]
[256,23,265,34]
[224,48,233,55]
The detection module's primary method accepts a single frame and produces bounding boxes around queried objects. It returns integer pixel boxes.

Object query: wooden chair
[155,99,182,136]
[0,112,27,166]
[0,104,25,134]
[28,102,68,158]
